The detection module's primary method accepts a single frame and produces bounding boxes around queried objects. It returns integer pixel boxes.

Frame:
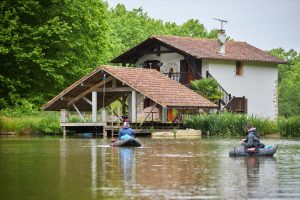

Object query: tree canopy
[0,0,109,109]
[269,48,300,116]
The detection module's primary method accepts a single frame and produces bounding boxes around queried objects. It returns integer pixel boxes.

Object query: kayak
[229,145,278,156]
[110,138,142,147]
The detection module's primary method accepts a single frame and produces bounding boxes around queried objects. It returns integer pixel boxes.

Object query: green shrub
[190,79,222,103]
[278,116,300,137]
[0,111,61,135]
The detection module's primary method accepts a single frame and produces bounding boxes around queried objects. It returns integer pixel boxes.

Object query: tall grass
[0,112,61,135]
[278,116,300,137]
[185,112,278,136]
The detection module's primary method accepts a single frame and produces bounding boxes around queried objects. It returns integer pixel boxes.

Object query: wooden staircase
[206,71,247,114]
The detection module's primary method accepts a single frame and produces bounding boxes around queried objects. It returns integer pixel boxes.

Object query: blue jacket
[118,127,135,140]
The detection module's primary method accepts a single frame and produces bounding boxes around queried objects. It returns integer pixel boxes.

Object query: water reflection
[2,137,300,200]
[119,148,134,183]
[223,156,278,199]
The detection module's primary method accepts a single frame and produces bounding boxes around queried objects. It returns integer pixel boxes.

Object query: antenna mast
[213,18,227,30]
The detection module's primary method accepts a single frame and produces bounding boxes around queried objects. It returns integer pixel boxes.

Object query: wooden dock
[61,121,185,137]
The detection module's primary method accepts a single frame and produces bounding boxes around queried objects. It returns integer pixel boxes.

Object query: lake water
[1,136,300,200]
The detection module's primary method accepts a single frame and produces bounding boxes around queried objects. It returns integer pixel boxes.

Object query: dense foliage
[106,4,218,62]
[0,2,218,111]
[268,48,300,116]
[0,0,109,109]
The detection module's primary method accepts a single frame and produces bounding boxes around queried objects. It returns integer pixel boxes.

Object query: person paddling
[240,123,265,152]
[118,122,135,140]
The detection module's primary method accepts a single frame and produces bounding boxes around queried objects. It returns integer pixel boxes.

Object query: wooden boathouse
[43,65,217,137]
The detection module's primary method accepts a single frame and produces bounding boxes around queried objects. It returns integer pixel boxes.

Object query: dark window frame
[236,61,243,76]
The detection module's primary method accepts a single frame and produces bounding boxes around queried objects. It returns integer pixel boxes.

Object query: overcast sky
[106,0,300,52]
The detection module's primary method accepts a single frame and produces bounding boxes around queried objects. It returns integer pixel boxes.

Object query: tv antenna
[213,18,227,30]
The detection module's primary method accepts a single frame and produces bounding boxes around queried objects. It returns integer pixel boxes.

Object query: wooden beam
[80,83,94,87]
[82,97,92,105]
[61,96,73,101]
[142,50,174,55]
[97,87,134,92]
[139,103,157,127]
[67,76,113,107]
[108,106,119,118]
[72,103,86,122]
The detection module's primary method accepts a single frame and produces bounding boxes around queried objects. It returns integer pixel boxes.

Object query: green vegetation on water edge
[184,113,300,137]
[0,112,60,135]
[0,110,299,137]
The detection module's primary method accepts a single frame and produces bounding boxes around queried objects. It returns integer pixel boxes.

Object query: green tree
[268,48,300,83]
[166,19,218,39]
[0,0,109,109]
[268,48,300,116]
[106,4,218,60]
[190,78,222,103]
[278,62,300,116]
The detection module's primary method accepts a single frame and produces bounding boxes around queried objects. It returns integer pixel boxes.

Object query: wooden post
[131,91,137,123]
[122,95,126,115]
[62,126,66,139]
[60,109,69,123]
[128,93,132,121]
[103,128,107,138]
[92,91,97,123]
[162,107,167,123]
[111,109,113,138]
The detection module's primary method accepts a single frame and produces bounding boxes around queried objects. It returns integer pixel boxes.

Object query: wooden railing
[162,72,203,85]
[206,71,232,105]
[223,96,248,113]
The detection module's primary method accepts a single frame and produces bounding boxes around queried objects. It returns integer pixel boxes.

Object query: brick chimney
[217,29,226,55]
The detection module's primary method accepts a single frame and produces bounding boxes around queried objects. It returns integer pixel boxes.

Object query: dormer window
[236,61,243,76]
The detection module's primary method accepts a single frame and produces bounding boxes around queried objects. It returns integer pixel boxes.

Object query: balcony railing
[162,72,203,85]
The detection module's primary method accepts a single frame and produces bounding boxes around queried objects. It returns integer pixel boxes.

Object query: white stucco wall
[206,60,278,119]
[136,52,184,73]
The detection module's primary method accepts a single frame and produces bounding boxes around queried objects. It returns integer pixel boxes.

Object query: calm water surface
[1,136,300,200]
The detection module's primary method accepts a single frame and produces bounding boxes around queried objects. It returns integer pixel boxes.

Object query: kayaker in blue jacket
[240,123,264,152]
[118,122,135,140]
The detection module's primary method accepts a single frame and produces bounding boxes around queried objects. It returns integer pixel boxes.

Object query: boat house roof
[43,65,217,111]
[111,35,287,64]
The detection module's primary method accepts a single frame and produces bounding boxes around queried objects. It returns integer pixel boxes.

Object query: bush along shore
[0,111,61,135]
[184,112,300,137]
[0,110,299,137]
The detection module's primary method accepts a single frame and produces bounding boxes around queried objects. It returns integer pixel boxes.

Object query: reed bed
[0,112,61,135]
[278,116,300,137]
[185,113,279,136]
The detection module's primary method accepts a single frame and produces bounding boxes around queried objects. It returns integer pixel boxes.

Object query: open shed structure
[43,65,217,136]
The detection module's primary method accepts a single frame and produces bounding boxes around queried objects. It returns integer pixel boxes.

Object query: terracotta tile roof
[112,35,287,64]
[43,65,217,111]
[102,66,217,108]
[154,35,287,64]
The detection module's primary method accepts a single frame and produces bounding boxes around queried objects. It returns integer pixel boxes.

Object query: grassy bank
[1,109,299,137]
[185,113,299,137]
[0,111,61,135]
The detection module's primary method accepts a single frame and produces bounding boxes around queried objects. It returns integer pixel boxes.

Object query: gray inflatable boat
[110,138,141,147]
[229,145,278,156]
